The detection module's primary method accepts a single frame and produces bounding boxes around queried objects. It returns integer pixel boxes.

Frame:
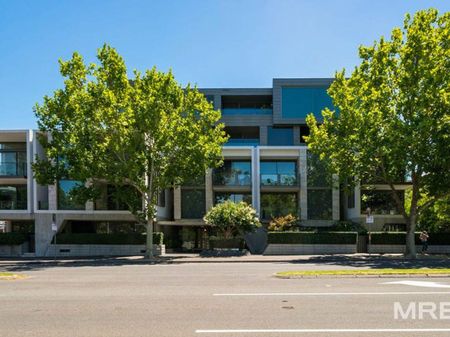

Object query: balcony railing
[260,173,299,187]
[224,139,259,146]
[213,171,252,186]
[0,162,27,177]
[222,108,272,116]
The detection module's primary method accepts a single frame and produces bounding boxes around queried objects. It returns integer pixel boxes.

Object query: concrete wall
[264,243,356,255]
[0,243,29,257]
[46,244,165,257]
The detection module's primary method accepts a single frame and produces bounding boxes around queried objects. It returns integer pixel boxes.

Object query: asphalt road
[2,259,450,337]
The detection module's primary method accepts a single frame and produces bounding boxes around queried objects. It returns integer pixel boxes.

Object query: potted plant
[203,201,261,250]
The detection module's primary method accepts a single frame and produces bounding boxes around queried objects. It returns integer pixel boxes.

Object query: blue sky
[1,0,450,129]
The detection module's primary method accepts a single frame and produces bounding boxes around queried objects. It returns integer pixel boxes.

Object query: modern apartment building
[0,78,410,256]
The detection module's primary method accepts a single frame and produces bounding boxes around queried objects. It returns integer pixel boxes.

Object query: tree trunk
[405,217,417,258]
[145,217,154,260]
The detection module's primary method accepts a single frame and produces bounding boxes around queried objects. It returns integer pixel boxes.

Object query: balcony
[0,200,27,210]
[222,108,272,116]
[0,161,27,177]
[224,138,259,146]
[213,171,251,186]
[260,173,298,186]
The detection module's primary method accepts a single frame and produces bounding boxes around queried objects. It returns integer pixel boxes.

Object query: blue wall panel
[281,87,334,119]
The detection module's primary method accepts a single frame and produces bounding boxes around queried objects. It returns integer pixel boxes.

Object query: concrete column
[299,148,308,220]
[26,129,33,212]
[252,147,260,216]
[174,186,181,220]
[85,179,94,211]
[293,126,301,145]
[332,174,340,221]
[259,126,268,145]
[205,169,213,212]
[213,95,222,110]
[48,185,57,210]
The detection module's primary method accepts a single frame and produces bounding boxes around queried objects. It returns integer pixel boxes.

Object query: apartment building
[0,78,409,256]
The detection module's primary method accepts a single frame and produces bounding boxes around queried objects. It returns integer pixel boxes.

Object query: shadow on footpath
[1,254,449,273]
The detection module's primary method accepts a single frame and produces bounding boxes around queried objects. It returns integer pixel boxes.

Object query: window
[0,143,27,177]
[307,189,332,220]
[181,189,205,219]
[214,193,251,205]
[158,189,166,207]
[281,87,334,119]
[300,125,310,144]
[213,161,251,186]
[307,152,333,219]
[221,95,272,109]
[260,193,298,220]
[347,189,355,209]
[224,126,259,146]
[260,161,297,186]
[361,190,404,215]
[0,185,27,210]
[267,127,293,145]
[58,180,85,210]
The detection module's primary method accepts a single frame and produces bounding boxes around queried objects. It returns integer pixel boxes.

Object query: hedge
[268,232,358,245]
[55,232,164,245]
[209,237,245,249]
[370,232,450,245]
[0,232,28,245]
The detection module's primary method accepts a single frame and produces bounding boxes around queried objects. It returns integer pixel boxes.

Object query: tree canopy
[34,45,228,257]
[306,9,450,257]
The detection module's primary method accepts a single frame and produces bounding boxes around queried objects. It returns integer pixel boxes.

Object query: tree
[305,9,450,257]
[33,45,228,259]
[203,201,261,239]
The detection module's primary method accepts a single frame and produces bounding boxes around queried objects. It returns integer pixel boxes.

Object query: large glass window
[0,185,27,210]
[260,161,297,186]
[0,143,27,177]
[213,161,251,186]
[267,127,294,145]
[181,189,205,219]
[224,126,259,146]
[260,193,298,220]
[307,189,332,220]
[58,180,85,210]
[214,193,252,205]
[361,190,404,215]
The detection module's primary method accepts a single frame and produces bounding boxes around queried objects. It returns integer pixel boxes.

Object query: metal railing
[260,173,299,187]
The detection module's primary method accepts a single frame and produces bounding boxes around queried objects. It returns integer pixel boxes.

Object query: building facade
[0,78,409,256]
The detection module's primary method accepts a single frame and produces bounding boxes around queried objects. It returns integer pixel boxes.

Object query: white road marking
[213,291,450,296]
[382,280,450,288]
[196,328,450,334]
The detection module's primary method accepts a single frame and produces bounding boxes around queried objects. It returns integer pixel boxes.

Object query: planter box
[264,243,357,255]
[0,242,29,257]
[46,244,165,257]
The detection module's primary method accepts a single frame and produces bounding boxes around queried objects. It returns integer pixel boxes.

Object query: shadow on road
[1,254,449,273]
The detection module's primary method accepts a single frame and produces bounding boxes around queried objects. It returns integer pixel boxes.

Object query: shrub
[298,221,367,234]
[0,232,28,245]
[55,232,164,245]
[268,214,298,232]
[209,236,245,249]
[268,232,357,245]
[370,232,450,245]
[204,201,261,238]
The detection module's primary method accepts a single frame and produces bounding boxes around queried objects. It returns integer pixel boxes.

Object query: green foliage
[268,214,298,232]
[299,221,367,234]
[203,201,261,238]
[33,45,227,256]
[305,9,450,256]
[55,232,164,245]
[413,193,450,232]
[370,232,450,245]
[0,233,28,245]
[268,232,358,245]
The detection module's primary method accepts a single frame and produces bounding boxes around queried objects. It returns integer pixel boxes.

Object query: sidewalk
[1,252,449,266]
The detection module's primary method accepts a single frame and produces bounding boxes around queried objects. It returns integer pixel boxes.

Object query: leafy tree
[33,45,228,258]
[203,201,261,239]
[306,9,450,257]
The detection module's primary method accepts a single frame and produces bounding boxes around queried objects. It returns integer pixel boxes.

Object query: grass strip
[276,269,450,278]
[0,272,27,280]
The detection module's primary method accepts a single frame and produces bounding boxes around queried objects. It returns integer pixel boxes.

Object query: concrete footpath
[1,253,450,271]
